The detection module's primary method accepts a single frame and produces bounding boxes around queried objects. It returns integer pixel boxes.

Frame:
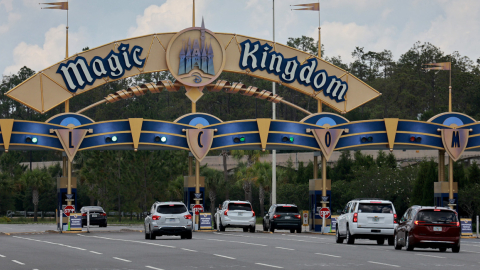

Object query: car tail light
[252,211,255,217]
[294,214,301,219]
[82,213,87,216]
[452,221,460,226]
[152,215,161,220]
[394,214,397,224]
[353,213,358,223]
[224,210,228,216]
[101,213,107,216]
[184,214,192,220]
[414,220,425,225]
[273,214,281,219]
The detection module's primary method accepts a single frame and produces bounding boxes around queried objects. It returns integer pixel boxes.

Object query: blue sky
[1,0,479,76]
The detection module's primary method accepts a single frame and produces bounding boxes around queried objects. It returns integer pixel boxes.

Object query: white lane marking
[81,235,176,248]
[368,261,400,268]
[229,241,267,246]
[204,238,226,242]
[213,254,236,260]
[12,260,25,265]
[415,254,445,259]
[275,247,295,251]
[181,248,197,252]
[90,251,102,255]
[146,266,164,270]
[255,263,283,268]
[0,254,5,257]
[464,250,480,254]
[315,253,341,258]
[113,257,131,262]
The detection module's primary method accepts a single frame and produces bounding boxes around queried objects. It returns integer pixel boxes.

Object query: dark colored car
[80,206,107,227]
[394,206,460,252]
[263,204,302,233]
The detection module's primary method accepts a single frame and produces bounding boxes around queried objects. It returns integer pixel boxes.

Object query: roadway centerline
[213,254,236,260]
[12,260,25,265]
[368,261,400,267]
[315,253,341,258]
[113,257,132,262]
[415,254,446,259]
[255,262,284,268]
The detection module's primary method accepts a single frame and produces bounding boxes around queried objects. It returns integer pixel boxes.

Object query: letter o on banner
[325,131,331,147]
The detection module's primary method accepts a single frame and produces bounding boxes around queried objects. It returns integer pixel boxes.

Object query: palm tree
[202,167,223,215]
[220,150,230,199]
[251,161,272,217]
[20,169,52,222]
[231,150,269,203]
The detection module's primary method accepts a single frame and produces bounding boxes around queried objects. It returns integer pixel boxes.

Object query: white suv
[335,198,397,245]
[144,201,192,240]
[215,200,256,232]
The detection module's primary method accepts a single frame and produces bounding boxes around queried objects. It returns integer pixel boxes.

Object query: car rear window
[275,206,299,213]
[358,203,393,213]
[416,210,457,223]
[84,207,104,213]
[228,203,252,211]
[157,205,187,214]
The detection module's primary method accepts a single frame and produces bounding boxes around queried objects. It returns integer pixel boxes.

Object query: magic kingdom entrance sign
[6,20,380,114]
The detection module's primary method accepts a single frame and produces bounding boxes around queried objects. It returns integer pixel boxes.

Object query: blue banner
[461,218,472,235]
[199,213,212,230]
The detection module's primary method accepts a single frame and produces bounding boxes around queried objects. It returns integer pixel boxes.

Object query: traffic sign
[302,210,309,226]
[319,207,331,219]
[192,204,204,214]
[64,205,75,216]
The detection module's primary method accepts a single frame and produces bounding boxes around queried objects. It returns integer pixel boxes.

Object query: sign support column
[271,0,277,205]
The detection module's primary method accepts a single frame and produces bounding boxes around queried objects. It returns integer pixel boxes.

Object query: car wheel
[346,226,355,245]
[452,246,460,253]
[144,225,150,239]
[335,228,344,244]
[296,227,302,233]
[270,224,275,233]
[394,233,401,250]
[250,225,255,233]
[149,226,156,240]
[219,221,225,232]
[263,221,268,232]
[181,234,186,239]
[243,227,248,232]
[388,236,394,246]
[103,221,107,228]
[406,234,413,251]
[439,248,447,252]
[377,238,385,245]
[290,229,295,233]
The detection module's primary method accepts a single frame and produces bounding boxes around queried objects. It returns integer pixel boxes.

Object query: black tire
[296,227,302,233]
[270,224,275,233]
[452,246,460,253]
[439,248,447,252]
[186,230,192,239]
[394,233,401,250]
[150,226,156,240]
[144,225,150,239]
[346,226,355,245]
[250,225,255,233]
[406,234,413,251]
[219,221,225,232]
[388,236,394,246]
[377,238,385,245]
[103,222,107,228]
[181,234,186,239]
[243,227,249,232]
[263,221,268,232]
[335,228,344,244]
[290,229,295,233]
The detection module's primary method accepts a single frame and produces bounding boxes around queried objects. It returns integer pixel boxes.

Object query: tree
[412,160,437,206]
[202,166,223,214]
[19,169,52,221]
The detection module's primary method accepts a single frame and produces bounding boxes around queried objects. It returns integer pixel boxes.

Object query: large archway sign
[6,22,380,114]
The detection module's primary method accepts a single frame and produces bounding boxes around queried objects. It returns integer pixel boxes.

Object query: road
[1,230,479,270]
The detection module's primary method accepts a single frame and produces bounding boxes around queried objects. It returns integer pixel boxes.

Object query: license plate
[166,218,175,223]
[238,212,242,216]
[285,216,291,219]
[92,214,97,218]
[433,227,442,232]
[373,217,379,222]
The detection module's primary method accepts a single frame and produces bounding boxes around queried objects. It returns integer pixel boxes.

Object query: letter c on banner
[325,131,331,147]
[198,131,204,148]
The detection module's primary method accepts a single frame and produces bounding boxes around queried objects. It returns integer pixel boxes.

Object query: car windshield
[358,203,393,214]
[417,210,457,223]
[275,206,299,214]
[157,205,187,214]
[228,203,252,211]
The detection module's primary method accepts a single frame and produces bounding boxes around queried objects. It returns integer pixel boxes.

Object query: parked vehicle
[263,204,301,233]
[394,206,460,252]
[336,198,397,245]
[80,206,107,227]
[144,202,192,240]
[215,200,256,232]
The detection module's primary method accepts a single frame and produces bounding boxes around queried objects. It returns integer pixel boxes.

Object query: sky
[1,0,479,76]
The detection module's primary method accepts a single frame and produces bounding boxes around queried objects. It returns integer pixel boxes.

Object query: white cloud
[0,12,20,34]
[4,24,87,75]
[0,0,13,12]
[128,0,210,37]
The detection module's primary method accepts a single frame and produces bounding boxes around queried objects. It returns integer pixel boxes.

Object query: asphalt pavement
[0,223,143,234]
[1,228,480,270]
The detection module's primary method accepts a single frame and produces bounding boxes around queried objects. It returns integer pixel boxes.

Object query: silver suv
[215,200,256,232]
[144,201,192,240]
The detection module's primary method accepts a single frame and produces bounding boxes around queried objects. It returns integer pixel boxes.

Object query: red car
[394,206,460,252]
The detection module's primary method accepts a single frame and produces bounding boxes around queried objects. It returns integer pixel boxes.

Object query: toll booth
[183,176,205,209]
[434,182,458,212]
[57,176,77,230]
[309,179,331,232]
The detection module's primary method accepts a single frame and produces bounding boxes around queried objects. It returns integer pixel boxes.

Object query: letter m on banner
[441,129,470,161]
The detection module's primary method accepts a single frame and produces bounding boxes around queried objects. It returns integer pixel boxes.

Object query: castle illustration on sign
[178,19,215,77]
